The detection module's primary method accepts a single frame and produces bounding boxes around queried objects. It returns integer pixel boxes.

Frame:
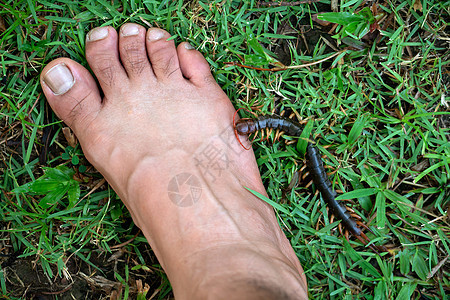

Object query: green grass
[1,0,449,299]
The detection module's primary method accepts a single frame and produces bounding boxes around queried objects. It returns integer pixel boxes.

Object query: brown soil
[1,245,172,299]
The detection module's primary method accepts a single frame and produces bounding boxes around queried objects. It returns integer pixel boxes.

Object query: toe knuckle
[152,51,178,77]
[90,54,119,86]
[123,42,147,75]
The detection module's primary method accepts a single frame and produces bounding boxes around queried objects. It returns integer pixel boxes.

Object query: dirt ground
[1,242,172,299]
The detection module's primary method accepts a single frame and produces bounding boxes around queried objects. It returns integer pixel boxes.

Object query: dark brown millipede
[234,113,387,254]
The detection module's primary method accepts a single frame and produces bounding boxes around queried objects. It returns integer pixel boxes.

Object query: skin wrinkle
[101,94,108,105]
[123,42,146,75]
[167,67,181,79]
[241,276,294,300]
[66,91,98,130]
[98,64,115,86]
[90,53,120,86]
[124,147,191,204]
[104,139,139,192]
[222,160,304,276]
[203,74,216,86]
[185,267,249,299]
[244,254,307,299]
[183,245,254,283]
[201,170,281,253]
[150,52,179,80]
[179,197,241,241]
[163,55,176,78]
[65,94,86,125]
[185,246,303,300]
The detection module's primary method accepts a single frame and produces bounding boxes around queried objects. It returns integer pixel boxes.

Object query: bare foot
[40,23,307,299]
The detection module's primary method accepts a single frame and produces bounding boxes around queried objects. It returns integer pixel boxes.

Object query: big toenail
[43,64,75,95]
[184,42,195,50]
[121,24,139,36]
[87,27,109,42]
[148,28,165,41]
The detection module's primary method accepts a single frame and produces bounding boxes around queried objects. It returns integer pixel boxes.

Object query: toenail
[87,27,109,42]
[121,24,139,36]
[148,28,165,41]
[184,42,195,50]
[43,64,75,95]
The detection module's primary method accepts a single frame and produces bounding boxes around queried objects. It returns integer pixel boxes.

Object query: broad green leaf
[348,114,367,145]
[247,36,267,58]
[396,282,417,300]
[12,182,34,193]
[28,179,63,194]
[343,240,381,277]
[111,205,123,221]
[317,12,364,25]
[67,184,81,208]
[40,258,53,278]
[346,21,370,39]
[244,54,270,66]
[337,253,347,276]
[343,239,362,262]
[415,155,450,182]
[43,166,73,181]
[38,186,69,209]
[412,251,429,281]
[437,230,450,255]
[345,172,373,211]
[296,119,314,156]
[13,165,80,209]
[399,250,411,275]
[358,7,375,23]
[318,221,341,233]
[341,0,362,8]
[343,21,361,38]
[376,192,386,229]
[246,35,279,66]
[374,280,387,300]
[383,189,413,205]
[359,164,381,188]
[335,188,377,200]
[26,0,38,23]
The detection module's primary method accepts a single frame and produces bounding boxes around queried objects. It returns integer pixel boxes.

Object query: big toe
[40,58,102,134]
[177,42,215,87]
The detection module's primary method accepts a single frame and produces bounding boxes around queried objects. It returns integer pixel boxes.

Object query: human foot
[41,23,307,299]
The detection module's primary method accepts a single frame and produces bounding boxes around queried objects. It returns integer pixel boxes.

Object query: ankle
[174,245,307,300]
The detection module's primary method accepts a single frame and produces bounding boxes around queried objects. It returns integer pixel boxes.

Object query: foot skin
[41,24,307,299]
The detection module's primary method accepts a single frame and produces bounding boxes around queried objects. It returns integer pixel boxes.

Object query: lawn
[0,0,449,299]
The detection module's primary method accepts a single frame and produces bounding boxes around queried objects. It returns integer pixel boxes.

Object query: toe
[177,42,215,87]
[41,58,102,133]
[85,26,129,96]
[118,23,153,81]
[146,28,182,81]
